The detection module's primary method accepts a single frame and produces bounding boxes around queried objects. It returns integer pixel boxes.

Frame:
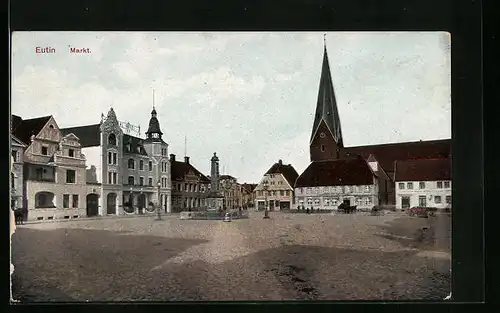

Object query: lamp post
[263,180,270,219]
[156,180,162,220]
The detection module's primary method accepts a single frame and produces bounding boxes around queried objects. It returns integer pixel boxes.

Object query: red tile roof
[265,160,299,188]
[295,159,374,188]
[171,160,211,183]
[342,139,451,174]
[394,158,451,182]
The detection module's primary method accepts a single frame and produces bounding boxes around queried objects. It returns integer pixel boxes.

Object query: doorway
[401,196,411,209]
[107,193,117,214]
[86,194,99,217]
[343,199,351,206]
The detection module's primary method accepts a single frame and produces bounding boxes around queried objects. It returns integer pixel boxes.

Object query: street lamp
[263,180,270,219]
[156,180,162,220]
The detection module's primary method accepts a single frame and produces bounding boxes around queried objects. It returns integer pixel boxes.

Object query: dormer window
[41,146,48,155]
[68,149,75,157]
[108,134,117,146]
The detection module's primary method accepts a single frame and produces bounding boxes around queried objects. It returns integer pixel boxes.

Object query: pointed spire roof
[310,41,343,147]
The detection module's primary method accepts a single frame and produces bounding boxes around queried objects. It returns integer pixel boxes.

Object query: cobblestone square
[11,212,451,301]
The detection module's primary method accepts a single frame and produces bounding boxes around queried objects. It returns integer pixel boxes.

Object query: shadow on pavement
[11,228,209,302]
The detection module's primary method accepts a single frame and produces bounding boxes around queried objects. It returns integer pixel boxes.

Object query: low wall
[27,208,87,221]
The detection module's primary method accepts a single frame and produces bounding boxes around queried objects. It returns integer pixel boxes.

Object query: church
[294,41,451,211]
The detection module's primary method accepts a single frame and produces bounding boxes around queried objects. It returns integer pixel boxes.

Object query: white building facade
[254,160,298,211]
[394,158,452,210]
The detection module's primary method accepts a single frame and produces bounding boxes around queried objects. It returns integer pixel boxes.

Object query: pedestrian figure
[306,207,310,214]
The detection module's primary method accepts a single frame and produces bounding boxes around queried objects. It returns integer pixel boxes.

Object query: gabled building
[60,107,172,216]
[12,115,88,221]
[394,158,451,210]
[295,157,388,211]
[170,154,211,212]
[296,39,451,208]
[254,160,299,211]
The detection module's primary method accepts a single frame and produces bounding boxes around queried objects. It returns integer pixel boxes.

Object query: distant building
[254,160,299,211]
[296,39,451,208]
[170,154,211,212]
[219,175,243,209]
[11,134,27,212]
[12,115,88,221]
[241,183,257,209]
[60,107,172,216]
[394,158,451,210]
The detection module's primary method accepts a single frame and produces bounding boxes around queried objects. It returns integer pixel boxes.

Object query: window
[419,182,426,189]
[407,182,413,189]
[41,146,48,155]
[444,181,450,188]
[139,177,144,186]
[139,160,144,170]
[66,170,76,183]
[437,181,443,188]
[11,150,18,162]
[49,124,54,129]
[11,173,15,188]
[177,184,182,191]
[280,190,284,196]
[128,176,135,185]
[307,198,313,205]
[149,161,153,171]
[418,195,427,207]
[108,134,116,146]
[434,196,441,204]
[113,172,117,184]
[446,195,451,204]
[398,183,405,189]
[258,191,262,197]
[321,145,325,152]
[108,172,112,184]
[364,185,370,192]
[108,152,112,164]
[68,149,75,157]
[113,153,117,165]
[72,195,79,208]
[285,190,289,196]
[148,178,153,186]
[63,194,70,208]
[128,159,135,169]
[324,198,330,206]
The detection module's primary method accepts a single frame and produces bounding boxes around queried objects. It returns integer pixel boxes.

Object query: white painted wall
[395,180,451,209]
[82,146,102,183]
[294,184,378,211]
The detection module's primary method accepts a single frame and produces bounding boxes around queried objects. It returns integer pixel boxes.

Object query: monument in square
[206,152,224,211]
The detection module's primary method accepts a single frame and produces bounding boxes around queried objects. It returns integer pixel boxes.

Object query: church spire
[310,36,343,148]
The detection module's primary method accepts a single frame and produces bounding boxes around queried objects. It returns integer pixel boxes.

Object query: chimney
[278,159,283,165]
[170,154,176,162]
[184,156,190,164]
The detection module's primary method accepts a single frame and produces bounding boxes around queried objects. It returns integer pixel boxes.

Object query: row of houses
[10,107,257,222]
[251,43,451,211]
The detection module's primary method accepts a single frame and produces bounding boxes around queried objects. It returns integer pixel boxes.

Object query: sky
[11,32,451,184]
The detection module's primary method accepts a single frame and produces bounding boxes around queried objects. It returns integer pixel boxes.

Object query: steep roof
[342,139,451,174]
[394,158,451,182]
[241,183,257,193]
[123,134,148,156]
[60,124,101,147]
[11,115,52,145]
[171,160,211,183]
[295,159,374,188]
[266,161,299,188]
[11,134,27,147]
[366,154,391,181]
[11,115,23,133]
[310,44,343,147]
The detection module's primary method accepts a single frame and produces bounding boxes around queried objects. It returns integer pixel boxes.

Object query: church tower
[309,37,344,162]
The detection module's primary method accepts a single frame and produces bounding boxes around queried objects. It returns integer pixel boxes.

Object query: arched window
[128,158,135,169]
[108,133,117,146]
[139,160,144,170]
